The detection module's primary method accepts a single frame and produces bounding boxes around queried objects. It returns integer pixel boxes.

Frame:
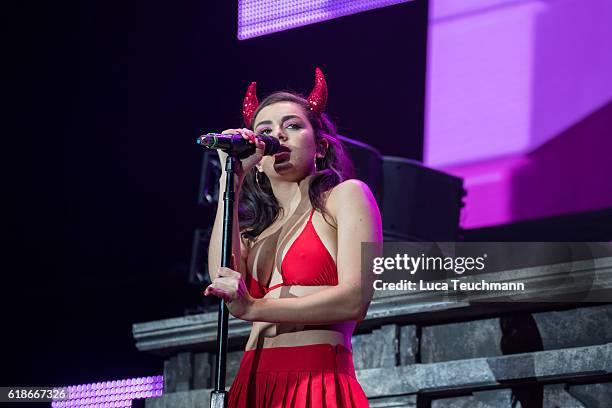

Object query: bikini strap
[308,208,315,222]
[267,282,285,292]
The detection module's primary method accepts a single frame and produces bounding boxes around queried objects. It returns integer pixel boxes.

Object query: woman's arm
[242,179,382,324]
[207,169,248,281]
[207,128,266,281]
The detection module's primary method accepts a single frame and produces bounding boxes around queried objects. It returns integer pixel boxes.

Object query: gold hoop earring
[255,171,263,188]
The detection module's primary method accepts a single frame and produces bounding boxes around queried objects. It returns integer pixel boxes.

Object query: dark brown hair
[239,92,354,242]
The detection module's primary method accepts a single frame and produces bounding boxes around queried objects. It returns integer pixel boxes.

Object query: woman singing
[205,68,382,407]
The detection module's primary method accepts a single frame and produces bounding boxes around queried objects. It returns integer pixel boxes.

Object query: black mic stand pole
[210,154,236,408]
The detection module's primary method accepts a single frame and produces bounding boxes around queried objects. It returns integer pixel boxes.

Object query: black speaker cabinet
[381,156,465,241]
[337,135,383,202]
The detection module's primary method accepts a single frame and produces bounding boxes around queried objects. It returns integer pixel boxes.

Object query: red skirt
[227,343,369,408]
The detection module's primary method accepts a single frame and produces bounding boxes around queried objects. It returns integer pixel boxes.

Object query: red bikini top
[245,209,338,298]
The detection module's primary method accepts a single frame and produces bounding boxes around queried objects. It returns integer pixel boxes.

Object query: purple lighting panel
[238,0,414,39]
[50,375,163,407]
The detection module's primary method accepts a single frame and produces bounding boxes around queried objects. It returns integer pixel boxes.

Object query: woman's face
[253,101,319,182]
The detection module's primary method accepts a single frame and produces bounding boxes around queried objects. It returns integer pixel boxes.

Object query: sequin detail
[242,81,259,126]
[307,67,328,115]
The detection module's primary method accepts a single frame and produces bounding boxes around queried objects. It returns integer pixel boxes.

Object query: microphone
[196,133,280,158]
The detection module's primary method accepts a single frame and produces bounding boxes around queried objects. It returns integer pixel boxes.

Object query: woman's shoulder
[325,179,378,218]
[328,179,374,201]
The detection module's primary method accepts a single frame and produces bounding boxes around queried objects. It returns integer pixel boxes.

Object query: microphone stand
[210,154,236,408]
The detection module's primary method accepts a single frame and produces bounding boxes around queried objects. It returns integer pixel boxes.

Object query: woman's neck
[270,174,313,217]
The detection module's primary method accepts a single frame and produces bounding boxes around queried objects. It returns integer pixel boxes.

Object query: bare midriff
[244,284,356,351]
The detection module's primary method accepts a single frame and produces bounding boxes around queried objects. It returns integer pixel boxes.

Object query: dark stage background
[3,1,428,387]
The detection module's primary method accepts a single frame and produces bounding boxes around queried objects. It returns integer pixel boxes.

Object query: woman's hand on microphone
[218,128,266,184]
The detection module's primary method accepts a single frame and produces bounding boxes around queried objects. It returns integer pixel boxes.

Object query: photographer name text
[373,279,525,291]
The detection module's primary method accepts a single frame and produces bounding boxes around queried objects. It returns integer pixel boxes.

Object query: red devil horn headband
[242,82,259,128]
[307,67,328,116]
[242,68,328,126]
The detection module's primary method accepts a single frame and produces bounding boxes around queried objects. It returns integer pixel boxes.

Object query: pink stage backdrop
[237,0,413,40]
[424,0,612,228]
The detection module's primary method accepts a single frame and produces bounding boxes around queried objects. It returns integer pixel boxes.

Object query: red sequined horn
[307,67,328,115]
[242,81,259,126]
